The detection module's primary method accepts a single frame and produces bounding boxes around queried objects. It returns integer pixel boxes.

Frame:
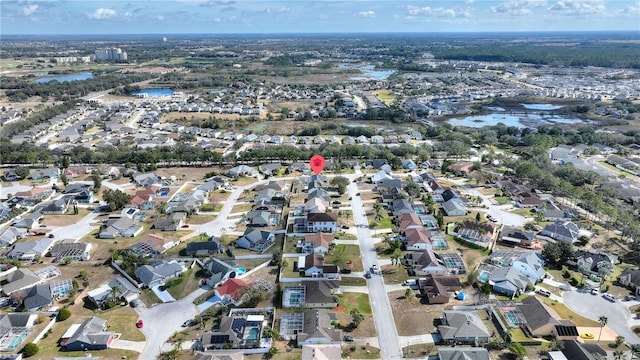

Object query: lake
[338,63,395,80]
[522,103,564,110]
[130,88,174,97]
[448,112,589,128]
[35,72,94,83]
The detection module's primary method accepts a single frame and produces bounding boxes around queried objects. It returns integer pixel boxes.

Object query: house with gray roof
[203,257,235,288]
[135,260,184,288]
[297,309,342,347]
[619,268,640,295]
[437,311,490,345]
[31,167,60,180]
[153,212,187,231]
[282,280,339,309]
[404,250,448,276]
[442,199,466,216]
[228,165,259,178]
[0,313,37,351]
[538,201,577,222]
[488,266,535,297]
[11,212,42,230]
[99,217,143,239]
[6,238,55,261]
[23,284,52,311]
[574,250,616,278]
[2,268,42,296]
[40,198,72,215]
[392,199,414,217]
[541,221,580,243]
[236,228,275,252]
[438,348,490,360]
[133,172,161,187]
[185,238,223,257]
[0,227,26,247]
[60,316,116,350]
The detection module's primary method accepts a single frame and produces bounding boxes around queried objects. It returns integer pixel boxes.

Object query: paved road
[564,288,640,343]
[450,179,527,227]
[137,286,209,360]
[348,171,403,359]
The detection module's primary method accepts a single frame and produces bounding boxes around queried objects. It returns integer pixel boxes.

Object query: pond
[447,112,589,128]
[130,88,174,97]
[338,63,395,80]
[35,72,94,83]
[521,103,564,110]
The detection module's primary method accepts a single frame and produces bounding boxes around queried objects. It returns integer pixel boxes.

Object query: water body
[338,63,395,80]
[130,88,174,97]
[521,103,564,110]
[448,112,589,128]
[35,72,94,83]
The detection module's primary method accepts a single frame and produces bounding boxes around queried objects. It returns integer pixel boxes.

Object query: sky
[1,0,639,35]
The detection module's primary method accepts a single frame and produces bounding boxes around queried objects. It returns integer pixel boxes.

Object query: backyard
[324,244,364,272]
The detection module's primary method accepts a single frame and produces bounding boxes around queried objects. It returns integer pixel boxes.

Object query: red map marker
[310,154,326,175]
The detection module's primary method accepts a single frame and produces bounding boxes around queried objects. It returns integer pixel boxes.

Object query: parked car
[341,225,350,229]
[340,268,352,274]
[182,319,197,327]
[343,335,354,342]
[603,293,616,302]
[40,224,47,228]
[591,288,599,295]
[535,288,552,297]
[136,319,144,328]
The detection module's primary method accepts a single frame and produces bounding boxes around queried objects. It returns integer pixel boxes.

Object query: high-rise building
[94,48,128,61]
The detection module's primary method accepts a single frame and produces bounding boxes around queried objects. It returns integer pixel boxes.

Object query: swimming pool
[7,334,26,350]
[502,310,525,327]
[247,327,260,340]
[478,271,490,282]
[236,267,246,275]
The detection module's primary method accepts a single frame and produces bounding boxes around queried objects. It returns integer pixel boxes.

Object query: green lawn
[340,277,367,286]
[371,216,393,230]
[324,244,363,272]
[166,268,202,300]
[337,292,372,314]
[541,298,600,327]
[494,197,510,205]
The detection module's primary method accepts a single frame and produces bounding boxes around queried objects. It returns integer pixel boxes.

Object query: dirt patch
[42,209,92,227]
[389,290,442,336]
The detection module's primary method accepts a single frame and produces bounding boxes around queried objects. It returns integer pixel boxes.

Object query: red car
[136,319,143,328]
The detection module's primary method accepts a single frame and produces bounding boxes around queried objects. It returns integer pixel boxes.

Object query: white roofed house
[99,217,144,239]
[0,227,26,247]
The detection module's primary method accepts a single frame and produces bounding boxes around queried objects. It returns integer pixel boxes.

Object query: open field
[324,244,364,272]
[335,292,376,337]
[389,290,441,336]
[372,89,397,105]
[155,167,219,182]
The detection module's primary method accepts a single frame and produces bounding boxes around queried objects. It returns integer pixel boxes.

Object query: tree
[62,156,70,169]
[475,212,481,222]
[21,343,39,357]
[58,308,71,321]
[91,173,102,191]
[508,343,527,360]
[14,167,30,179]
[542,241,575,267]
[330,176,349,195]
[102,189,131,211]
[615,335,626,347]
[60,174,69,187]
[598,316,608,342]
[614,350,627,360]
[350,309,364,328]
[405,288,413,300]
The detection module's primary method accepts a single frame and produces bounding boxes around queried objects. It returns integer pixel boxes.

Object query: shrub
[22,343,39,357]
[58,308,71,321]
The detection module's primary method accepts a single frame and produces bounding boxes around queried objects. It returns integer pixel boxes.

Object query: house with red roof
[215,278,248,306]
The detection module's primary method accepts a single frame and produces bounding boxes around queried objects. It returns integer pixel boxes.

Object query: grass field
[372,89,397,105]
[166,268,202,300]
[541,298,600,327]
[338,292,372,314]
[371,216,393,230]
[324,244,363,272]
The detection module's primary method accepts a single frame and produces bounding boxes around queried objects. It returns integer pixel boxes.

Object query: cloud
[490,1,547,15]
[199,0,235,7]
[87,8,117,20]
[548,0,605,15]
[620,1,640,15]
[264,6,290,14]
[406,5,469,18]
[157,15,165,20]
[22,4,39,16]
[355,10,376,18]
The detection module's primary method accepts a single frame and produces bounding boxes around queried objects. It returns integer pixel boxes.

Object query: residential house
[99,217,143,238]
[228,165,259,178]
[153,212,187,231]
[60,316,116,350]
[2,269,42,296]
[23,284,52,311]
[541,221,580,243]
[214,278,247,306]
[49,240,92,262]
[438,348,490,360]
[302,344,341,360]
[441,189,461,203]
[304,198,329,214]
[514,190,544,208]
[246,210,272,227]
[558,340,607,360]
[488,266,535,297]
[201,312,266,350]
[0,313,37,351]
[202,257,235,288]
[618,269,640,295]
[194,351,244,360]
[236,228,275,252]
[0,227,26,247]
[297,253,339,279]
[259,163,282,177]
[404,228,432,251]
[12,212,43,230]
[3,169,24,181]
[6,238,55,261]
[297,309,342,347]
[254,180,288,193]
[392,199,414,217]
[519,296,577,338]
[404,250,448,276]
[185,238,223,257]
[40,198,72,215]
[437,311,490,345]
[299,233,334,254]
[419,274,462,304]
[135,260,184,288]
[133,172,160,187]
[128,233,181,257]
[86,277,140,308]
[574,250,616,278]
[447,163,473,177]
[397,213,424,233]
[31,167,60,180]
[282,280,339,308]
[370,170,393,184]
[442,199,466,216]
[500,226,535,247]
[306,212,338,233]
[402,159,417,170]
[538,201,576,222]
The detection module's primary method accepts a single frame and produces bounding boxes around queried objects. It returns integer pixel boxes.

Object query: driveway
[564,288,640,343]
[349,171,403,359]
[152,285,176,303]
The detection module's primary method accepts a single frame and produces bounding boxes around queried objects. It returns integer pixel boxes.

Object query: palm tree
[614,350,627,360]
[110,285,120,303]
[598,316,608,342]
